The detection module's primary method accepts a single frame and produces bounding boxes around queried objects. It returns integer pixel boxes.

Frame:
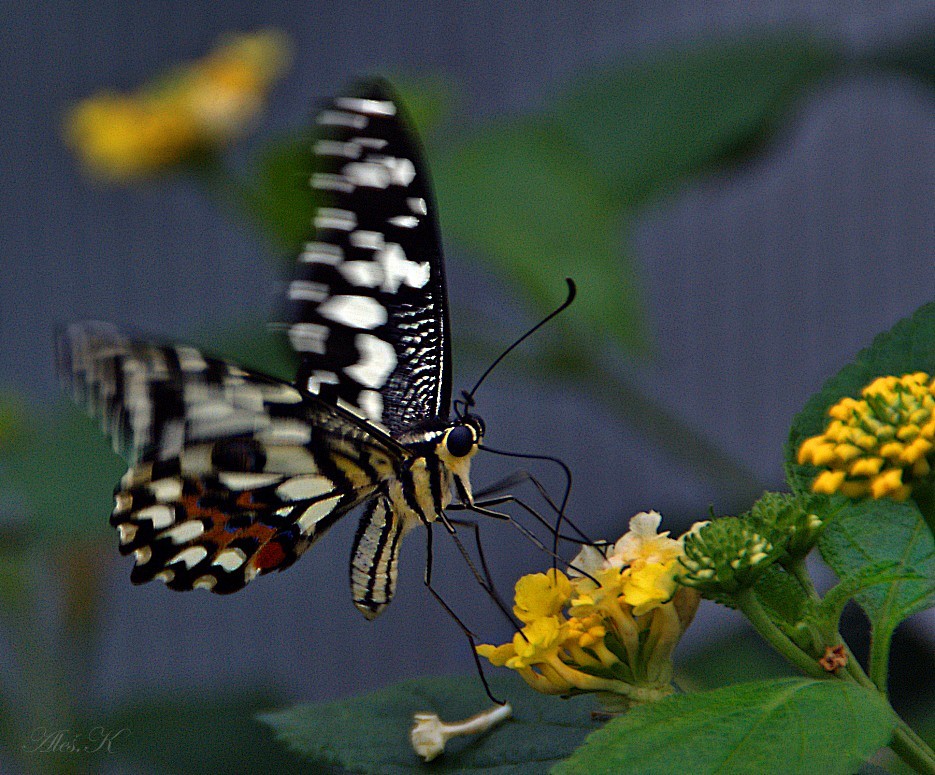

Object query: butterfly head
[443,414,485,458]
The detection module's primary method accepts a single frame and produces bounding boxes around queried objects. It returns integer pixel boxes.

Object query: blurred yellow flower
[797,372,935,502]
[64,29,291,180]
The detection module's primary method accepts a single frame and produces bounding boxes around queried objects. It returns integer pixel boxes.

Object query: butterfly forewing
[287,80,451,434]
[58,323,405,593]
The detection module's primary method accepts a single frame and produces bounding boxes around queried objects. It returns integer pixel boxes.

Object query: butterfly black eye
[211,438,267,472]
[446,425,475,457]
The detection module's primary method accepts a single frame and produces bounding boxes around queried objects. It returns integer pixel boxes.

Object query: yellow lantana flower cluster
[65,29,291,180]
[797,373,935,501]
[477,512,700,707]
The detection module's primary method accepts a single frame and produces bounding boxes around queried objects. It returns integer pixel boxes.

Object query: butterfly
[59,80,502,620]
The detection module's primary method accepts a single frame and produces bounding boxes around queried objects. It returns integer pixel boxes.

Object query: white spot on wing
[358,389,384,422]
[176,346,207,372]
[276,474,334,501]
[117,523,137,545]
[134,546,152,565]
[288,280,329,302]
[306,370,339,393]
[318,295,387,329]
[376,243,430,292]
[149,478,183,502]
[343,161,390,188]
[214,547,247,571]
[288,323,329,354]
[388,215,419,228]
[340,261,382,287]
[297,495,343,534]
[134,505,174,529]
[349,230,384,250]
[193,575,217,590]
[315,208,357,231]
[407,197,428,215]
[160,520,205,544]
[218,472,283,490]
[345,334,396,389]
[170,546,208,569]
[311,173,354,193]
[335,97,396,116]
[315,139,361,158]
[256,420,312,445]
[300,242,343,264]
[317,110,367,128]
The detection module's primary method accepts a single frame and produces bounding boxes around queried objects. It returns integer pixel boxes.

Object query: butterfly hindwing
[287,79,452,435]
[58,323,408,593]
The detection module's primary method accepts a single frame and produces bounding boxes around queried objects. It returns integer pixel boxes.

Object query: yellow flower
[512,569,572,624]
[797,372,935,502]
[621,559,680,615]
[64,29,291,180]
[478,511,697,707]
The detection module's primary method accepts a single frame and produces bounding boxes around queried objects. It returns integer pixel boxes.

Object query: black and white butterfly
[60,80,572,621]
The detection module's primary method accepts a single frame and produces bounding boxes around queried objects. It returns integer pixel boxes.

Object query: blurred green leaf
[436,123,647,354]
[552,36,838,208]
[0,393,25,449]
[195,318,298,383]
[260,672,598,774]
[818,499,934,633]
[552,679,893,775]
[0,404,123,544]
[388,73,455,139]
[103,689,313,775]
[247,131,316,258]
[786,301,935,497]
[869,31,935,89]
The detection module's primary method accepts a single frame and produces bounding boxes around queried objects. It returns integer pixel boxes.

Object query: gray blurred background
[0,1,933,769]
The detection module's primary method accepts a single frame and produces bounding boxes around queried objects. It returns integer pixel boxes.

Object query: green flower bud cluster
[679,517,777,597]
[746,492,826,560]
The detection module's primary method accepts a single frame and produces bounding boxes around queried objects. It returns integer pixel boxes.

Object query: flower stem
[734,588,828,680]
[890,718,935,775]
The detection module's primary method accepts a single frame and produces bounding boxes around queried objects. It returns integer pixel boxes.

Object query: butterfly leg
[452,500,598,583]
[474,469,594,546]
[440,515,518,631]
[423,524,504,705]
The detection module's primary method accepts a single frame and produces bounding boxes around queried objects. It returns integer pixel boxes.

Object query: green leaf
[102,689,311,775]
[815,560,914,631]
[786,301,935,496]
[750,564,810,631]
[553,678,893,775]
[0,404,124,543]
[818,498,935,630]
[435,122,648,354]
[551,37,838,209]
[260,673,599,774]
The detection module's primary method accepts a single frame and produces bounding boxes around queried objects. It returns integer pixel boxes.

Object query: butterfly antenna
[466,278,576,401]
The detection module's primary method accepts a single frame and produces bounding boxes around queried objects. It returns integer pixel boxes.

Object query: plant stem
[786,557,820,600]
[868,621,893,693]
[890,718,935,775]
[733,588,828,680]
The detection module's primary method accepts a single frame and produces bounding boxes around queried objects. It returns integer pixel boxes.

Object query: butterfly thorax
[389,414,484,527]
